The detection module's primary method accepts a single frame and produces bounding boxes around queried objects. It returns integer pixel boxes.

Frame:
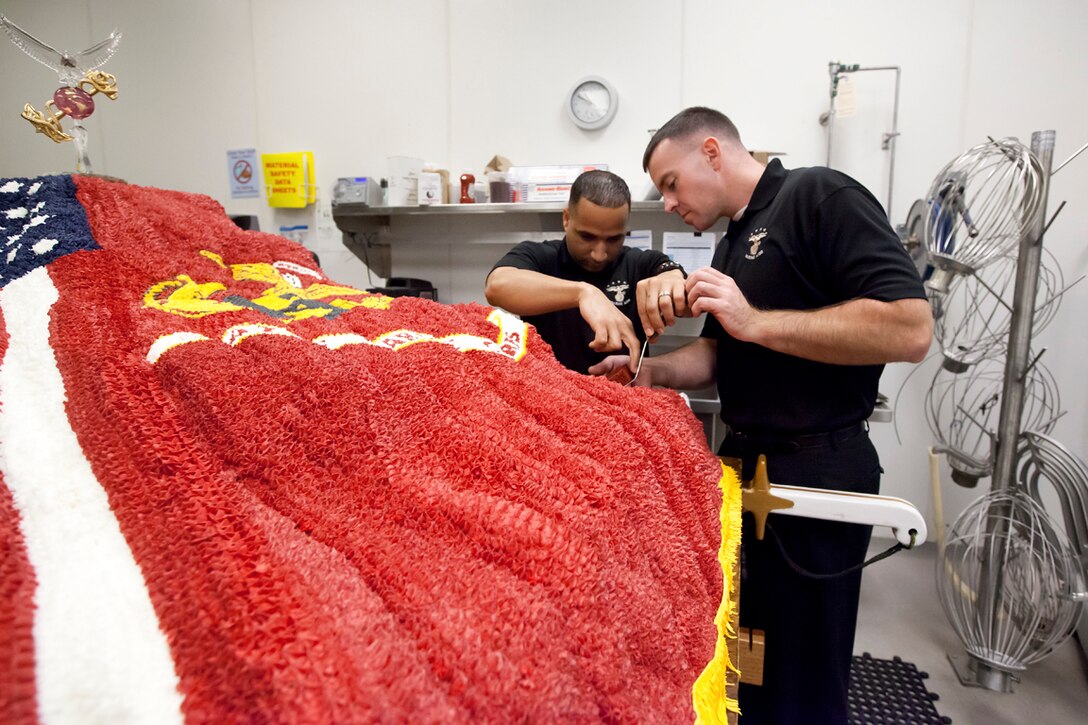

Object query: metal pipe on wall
[821,62,901,220]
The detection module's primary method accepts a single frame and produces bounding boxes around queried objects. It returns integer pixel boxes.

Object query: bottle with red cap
[459,170,476,204]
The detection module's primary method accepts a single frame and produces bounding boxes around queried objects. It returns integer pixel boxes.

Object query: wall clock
[566,76,618,130]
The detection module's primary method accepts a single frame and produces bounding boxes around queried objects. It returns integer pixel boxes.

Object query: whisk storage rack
[925,130,1088,693]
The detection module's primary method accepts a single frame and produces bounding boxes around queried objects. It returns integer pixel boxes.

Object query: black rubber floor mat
[848,652,951,724]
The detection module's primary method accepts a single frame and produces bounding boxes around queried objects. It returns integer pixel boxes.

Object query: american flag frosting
[0,174,738,723]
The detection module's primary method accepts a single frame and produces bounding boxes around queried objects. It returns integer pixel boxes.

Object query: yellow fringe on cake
[692,461,744,723]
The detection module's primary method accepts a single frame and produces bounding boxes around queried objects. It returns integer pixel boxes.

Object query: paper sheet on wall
[227,148,260,199]
[662,231,715,272]
[834,74,856,118]
[625,229,652,250]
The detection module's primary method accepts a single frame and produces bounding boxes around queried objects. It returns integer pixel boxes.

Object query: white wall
[2,0,1086,537]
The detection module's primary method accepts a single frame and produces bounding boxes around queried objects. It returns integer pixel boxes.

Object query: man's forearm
[485,268,591,315]
[644,336,717,390]
[750,297,933,365]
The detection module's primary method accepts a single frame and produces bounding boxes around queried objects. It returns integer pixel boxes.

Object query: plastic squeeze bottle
[459,171,476,204]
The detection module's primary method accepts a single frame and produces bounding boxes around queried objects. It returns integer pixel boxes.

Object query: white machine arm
[768,484,927,547]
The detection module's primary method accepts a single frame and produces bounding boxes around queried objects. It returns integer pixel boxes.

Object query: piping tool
[625,337,650,387]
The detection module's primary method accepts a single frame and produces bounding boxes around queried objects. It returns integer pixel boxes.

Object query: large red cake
[0,175,733,723]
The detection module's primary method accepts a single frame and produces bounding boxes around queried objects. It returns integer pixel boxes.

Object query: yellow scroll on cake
[692,461,744,723]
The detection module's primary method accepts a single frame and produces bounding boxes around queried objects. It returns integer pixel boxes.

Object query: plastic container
[488,171,512,203]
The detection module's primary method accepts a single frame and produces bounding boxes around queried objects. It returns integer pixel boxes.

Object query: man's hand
[685,267,760,341]
[578,285,642,366]
[590,337,718,391]
[587,355,654,387]
[636,269,688,340]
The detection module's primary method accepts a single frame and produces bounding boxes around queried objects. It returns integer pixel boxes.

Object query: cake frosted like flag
[0,175,740,723]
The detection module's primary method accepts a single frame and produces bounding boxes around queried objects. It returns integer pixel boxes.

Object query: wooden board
[738,627,765,686]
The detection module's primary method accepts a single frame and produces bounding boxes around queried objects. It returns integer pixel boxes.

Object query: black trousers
[721,426,880,725]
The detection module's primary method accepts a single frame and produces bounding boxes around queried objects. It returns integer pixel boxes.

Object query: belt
[721,421,867,453]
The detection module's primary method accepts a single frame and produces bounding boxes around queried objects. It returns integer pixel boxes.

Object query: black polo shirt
[492,239,676,374]
[701,159,927,434]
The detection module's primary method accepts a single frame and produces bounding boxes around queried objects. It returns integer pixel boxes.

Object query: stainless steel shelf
[331,199,668,219]
[331,200,701,278]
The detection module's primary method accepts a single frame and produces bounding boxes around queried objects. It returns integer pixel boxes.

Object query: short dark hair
[568,169,630,210]
[642,107,742,171]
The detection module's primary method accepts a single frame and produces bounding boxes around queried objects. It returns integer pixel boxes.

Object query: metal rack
[929,130,1088,692]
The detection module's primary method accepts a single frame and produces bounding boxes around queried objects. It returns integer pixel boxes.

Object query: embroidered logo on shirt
[745,228,768,260]
[606,280,630,305]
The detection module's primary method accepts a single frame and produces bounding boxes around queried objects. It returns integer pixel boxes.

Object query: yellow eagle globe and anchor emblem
[143,250,391,321]
[142,250,530,366]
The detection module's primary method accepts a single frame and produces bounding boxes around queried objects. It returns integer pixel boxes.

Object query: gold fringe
[692,461,744,722]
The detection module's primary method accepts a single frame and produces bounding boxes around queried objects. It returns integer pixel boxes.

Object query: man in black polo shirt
[599,107,932,724]
[486,170,687,375]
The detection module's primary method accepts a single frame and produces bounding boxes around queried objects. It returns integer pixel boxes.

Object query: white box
[507,164,608,203]
[418,172,443,205]
[525,182,575,202]
[387,156,422,206]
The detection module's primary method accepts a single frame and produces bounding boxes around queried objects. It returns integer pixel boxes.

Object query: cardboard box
[750,150,785,167]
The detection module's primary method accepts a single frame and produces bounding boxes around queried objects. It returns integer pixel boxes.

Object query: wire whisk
[923,138,1046,294]
[937,489,1083,676]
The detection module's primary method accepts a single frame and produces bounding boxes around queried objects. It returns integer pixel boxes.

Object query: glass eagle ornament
[1,14,121,173]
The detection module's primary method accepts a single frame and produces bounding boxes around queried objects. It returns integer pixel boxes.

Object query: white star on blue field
[0,176,98,288]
